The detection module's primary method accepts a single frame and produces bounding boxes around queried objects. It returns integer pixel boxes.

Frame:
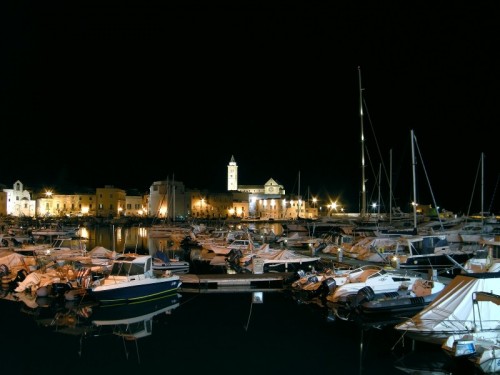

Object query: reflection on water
[3,288,476,374]
[1,222,482,374]
[78,222,284,257]
[34,292,181,345]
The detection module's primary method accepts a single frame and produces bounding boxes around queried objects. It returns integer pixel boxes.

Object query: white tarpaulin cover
[395,274,500,337]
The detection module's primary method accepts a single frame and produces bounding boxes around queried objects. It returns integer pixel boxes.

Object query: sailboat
[390,130,476,274]
[459,153,498,243]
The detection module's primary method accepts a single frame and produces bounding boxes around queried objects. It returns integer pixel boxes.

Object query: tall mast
[481,152,484,227]
[358,66,367,217]
[297,170,301,219]
[411,129,418,230]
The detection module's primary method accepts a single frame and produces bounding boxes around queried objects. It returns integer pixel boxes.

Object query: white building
[3,180,36,217]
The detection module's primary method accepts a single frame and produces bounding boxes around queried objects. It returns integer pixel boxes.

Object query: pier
[179,272,294,293]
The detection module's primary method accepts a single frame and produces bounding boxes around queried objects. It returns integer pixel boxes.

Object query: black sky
[1,2,499,215]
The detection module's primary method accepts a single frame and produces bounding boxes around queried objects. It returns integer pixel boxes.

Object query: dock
[179,272,294,293]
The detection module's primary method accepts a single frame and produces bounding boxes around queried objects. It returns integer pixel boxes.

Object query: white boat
[394,274,500,345]
[333,279,447,323]
[88,253,182,305]
[326,267,436,304]
[289,264,382,303]
[462,243,500,274]
[227,243,321,274]
[442,329,500,374]
[23,236,88,261]
[204,239,253,255]
[152,251,190,274]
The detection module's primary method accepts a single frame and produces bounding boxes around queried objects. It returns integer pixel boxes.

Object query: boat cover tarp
[0,249,29,269]
[395,274,500,334]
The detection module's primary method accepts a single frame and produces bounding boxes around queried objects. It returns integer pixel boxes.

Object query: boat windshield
[110,261,145,276]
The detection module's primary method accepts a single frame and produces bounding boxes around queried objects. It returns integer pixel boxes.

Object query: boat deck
[179,272,294,293]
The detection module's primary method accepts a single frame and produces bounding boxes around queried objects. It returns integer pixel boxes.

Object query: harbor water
[0,224,483,375]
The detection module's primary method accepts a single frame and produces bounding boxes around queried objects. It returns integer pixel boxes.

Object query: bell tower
[227,155,238,191]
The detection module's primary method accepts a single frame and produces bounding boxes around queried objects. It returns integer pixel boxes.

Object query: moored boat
[88,253,182,305]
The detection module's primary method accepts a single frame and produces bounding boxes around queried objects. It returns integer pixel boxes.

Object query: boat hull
[398,253,474,273]
[90,278,182,305]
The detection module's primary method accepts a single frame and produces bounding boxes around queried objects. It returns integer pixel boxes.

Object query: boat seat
[354,269,379,282]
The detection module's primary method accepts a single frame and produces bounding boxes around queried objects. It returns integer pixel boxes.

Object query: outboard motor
[352,286,375,308]
[318,277,337,298]
[226,249,242,264]
[15,268,28,283]
[313,242,327,255]
[307,275,319,283]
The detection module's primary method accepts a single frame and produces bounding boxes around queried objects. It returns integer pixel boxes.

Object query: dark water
[0,225,482,375]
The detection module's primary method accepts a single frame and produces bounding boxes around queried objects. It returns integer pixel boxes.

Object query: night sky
[1,2,499,215]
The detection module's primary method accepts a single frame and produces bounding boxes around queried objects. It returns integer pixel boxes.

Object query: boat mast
[389,149,393,223]
[297,170,301,219]
[358,66,367,217]
[481,152,484,227]
[411,129,418,230]
[172,173,176,222]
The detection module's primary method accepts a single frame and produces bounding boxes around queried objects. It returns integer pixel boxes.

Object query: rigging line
[364,145,387,212]
[487,172,499,214]
[466,155,482,220]
[363,97,399,213]
[412,133,443,230]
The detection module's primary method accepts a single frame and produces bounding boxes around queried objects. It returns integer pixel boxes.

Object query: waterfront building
[1,180,35,217]
[149,179,188,220]
[96,186,126,218]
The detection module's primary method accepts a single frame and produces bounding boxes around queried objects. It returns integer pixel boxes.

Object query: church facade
[226,155,316,220]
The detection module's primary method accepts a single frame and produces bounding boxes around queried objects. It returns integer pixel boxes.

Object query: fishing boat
[88,253,182,305]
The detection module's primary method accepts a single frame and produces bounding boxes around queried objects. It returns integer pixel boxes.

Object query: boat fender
[353,286,375,308]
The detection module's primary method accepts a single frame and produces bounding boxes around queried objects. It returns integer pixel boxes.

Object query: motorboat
[88,253,182,305]
[394,274,500,345]
[333,279,446,323]
[152,251,190,274]
[326,267,433,304]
